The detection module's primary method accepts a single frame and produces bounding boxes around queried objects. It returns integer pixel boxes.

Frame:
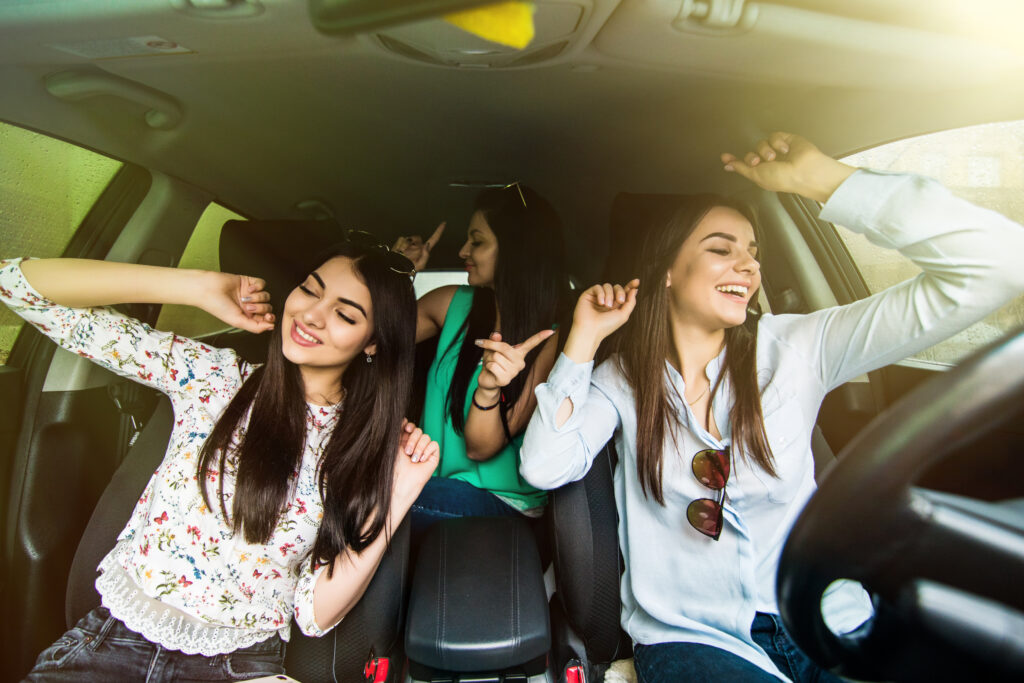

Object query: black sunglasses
[686,447,730,540]
[345,229,416,277]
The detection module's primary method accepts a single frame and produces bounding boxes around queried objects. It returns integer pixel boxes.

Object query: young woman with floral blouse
[4,240,439,681]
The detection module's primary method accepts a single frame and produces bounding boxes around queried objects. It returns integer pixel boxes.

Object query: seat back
[219,218,345,309]
[548,443,630,677]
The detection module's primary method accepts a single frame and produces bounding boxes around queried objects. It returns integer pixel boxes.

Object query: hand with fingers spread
[199,272,276,334]
[393,222,446,272]
[721,132,856,204]
[393,419,440,504]
[474,328,556,393]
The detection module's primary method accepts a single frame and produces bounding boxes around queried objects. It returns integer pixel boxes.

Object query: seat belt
[108,380,156,459]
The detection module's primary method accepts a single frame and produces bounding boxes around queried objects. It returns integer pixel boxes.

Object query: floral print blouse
[0,258,339,655]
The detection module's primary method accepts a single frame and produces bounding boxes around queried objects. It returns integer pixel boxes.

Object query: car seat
[64,219,411,683]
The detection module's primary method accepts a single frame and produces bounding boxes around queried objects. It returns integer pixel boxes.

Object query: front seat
[64,219,410,682]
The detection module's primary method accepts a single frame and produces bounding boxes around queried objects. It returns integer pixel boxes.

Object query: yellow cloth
[444,2,536,49]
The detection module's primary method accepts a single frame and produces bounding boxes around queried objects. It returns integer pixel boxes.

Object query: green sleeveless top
[421,286,547,512]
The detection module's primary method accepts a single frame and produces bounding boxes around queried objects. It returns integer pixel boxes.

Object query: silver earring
[366,353,373,364]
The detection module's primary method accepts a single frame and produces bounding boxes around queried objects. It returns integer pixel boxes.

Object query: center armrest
[405,516,550,673]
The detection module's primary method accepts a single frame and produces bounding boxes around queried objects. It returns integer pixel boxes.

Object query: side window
[0,122,123,365]
[155,203,247,338]
[414,270,469,299]
[833,120,1024,366]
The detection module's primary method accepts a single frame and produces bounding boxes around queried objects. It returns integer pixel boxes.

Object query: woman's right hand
[392,420,440,506]
[198,272,275,334]
[393,222,446,272]
[562,280,639,362]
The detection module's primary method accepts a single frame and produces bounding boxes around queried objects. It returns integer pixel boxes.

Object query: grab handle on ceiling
[44,70,184,130]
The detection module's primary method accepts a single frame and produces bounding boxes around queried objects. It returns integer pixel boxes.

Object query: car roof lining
[1,0,1023,277]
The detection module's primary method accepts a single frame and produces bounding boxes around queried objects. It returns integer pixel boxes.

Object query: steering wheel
[777,328,1024,682]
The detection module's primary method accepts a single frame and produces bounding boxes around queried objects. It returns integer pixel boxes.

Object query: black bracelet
[472,391,502,411]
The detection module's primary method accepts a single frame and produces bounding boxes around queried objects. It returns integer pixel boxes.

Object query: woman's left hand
[474,329,555,392]
[393,420,439,504]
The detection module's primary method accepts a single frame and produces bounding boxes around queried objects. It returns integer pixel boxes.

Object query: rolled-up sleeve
[520,353,620,489]
[291,559,334,638]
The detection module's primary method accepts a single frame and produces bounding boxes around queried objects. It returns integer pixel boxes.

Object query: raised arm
[393,221,446,274]
[554,280,639,425]
[0,257,275,397]
[19,258,274,333]
[518,281,637,489]
[723,132,1024,391]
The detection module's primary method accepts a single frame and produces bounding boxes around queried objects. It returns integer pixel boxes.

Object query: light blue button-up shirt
[520,170,1024,680]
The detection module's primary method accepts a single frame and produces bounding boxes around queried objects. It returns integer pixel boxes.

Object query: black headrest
[604,193,684,284]
[219,219,346,310]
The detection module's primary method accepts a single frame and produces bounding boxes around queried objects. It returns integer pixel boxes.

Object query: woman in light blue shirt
[519,132,1024,682]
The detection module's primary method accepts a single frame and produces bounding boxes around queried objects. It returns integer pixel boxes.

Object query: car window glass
[833,120,1024,366]
[414,270,469,299]
[155,203,247,339]
[0,121,123,365]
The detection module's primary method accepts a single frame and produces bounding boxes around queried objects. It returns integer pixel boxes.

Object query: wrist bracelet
[472,391,502,411]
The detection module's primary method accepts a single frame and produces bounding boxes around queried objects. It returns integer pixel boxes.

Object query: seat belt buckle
[364,648,390,683]
[565,659,586,683]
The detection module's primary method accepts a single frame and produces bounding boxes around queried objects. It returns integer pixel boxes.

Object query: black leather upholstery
[604,193,687,284]
[65,399,175,627]
[219,218,345,310]
[548,443,630,677]
[405,516,550,673]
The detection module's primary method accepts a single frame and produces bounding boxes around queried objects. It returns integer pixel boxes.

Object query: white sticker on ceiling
[47,35,194,59]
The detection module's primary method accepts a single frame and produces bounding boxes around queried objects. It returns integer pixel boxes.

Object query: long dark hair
[444,185,571,433]
[613,195,773,504]
[197,241,416,572]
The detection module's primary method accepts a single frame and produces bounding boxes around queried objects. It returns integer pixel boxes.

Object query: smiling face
[280,256,377,384]
[666,206,761,332]
[457,210,499,287]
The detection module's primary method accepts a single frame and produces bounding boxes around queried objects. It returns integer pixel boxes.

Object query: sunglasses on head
[687,447,730,541]
[503,181,527,208]
[345,230,416,277]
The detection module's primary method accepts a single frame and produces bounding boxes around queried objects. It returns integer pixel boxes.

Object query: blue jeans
[22,606,286,682]
[410,476,521,539]
[410,476,549,564]
[633,613,844,682]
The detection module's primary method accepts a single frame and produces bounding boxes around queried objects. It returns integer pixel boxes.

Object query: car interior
[2,1,1023,681]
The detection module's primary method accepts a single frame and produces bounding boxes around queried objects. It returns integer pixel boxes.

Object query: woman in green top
[395,184,573,537]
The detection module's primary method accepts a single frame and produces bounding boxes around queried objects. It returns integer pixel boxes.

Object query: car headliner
[1,0,1023,276]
